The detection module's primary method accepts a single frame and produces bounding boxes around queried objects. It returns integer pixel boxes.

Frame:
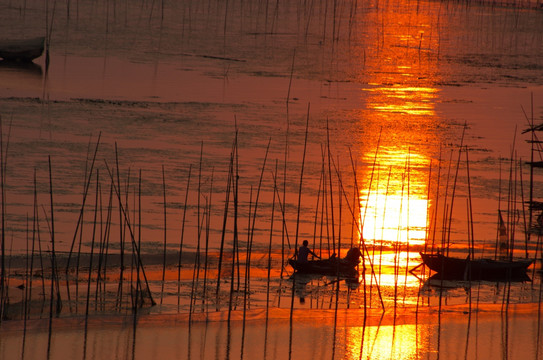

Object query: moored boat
[0,36,45,62]
[420,252,533,281]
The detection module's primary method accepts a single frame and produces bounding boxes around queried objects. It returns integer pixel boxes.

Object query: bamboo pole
[189,142,204,321]
[104,161,156,306]
[135,170,142,310]
[160,165,167,305]
[48,157,61,315]
[228,130,239,323]
[215,143,234,311]
[115,143,125,310]
[177,165,192,310]
[446,125,466,255]
[66,133,101,272]
[202,167,214,312]
[246,138,271,306]
[85,169,99,321]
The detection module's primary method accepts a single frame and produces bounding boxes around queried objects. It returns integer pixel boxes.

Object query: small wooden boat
[288,247,362,276]
[420,252,533,281]
[0,37,45,62]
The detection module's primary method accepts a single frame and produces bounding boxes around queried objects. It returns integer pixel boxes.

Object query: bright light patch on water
[362,194,429,245]
[343,323,430,360]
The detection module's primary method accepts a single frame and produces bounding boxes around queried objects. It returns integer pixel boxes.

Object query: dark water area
[2,0,543,358]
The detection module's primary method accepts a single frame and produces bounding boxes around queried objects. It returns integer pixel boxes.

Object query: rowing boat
[288,247,362,276]
[420,252,533,281]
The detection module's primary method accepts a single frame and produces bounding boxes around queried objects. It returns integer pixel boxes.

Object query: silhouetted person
[296,240,320,263]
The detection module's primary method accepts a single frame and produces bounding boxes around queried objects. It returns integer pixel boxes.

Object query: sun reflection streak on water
[359,145,433,248]
[366,86,438,116]
[354,0,443,253]
[343,324,431,360]
[356,5,442,251]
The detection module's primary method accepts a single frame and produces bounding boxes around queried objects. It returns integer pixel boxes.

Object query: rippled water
[1,0,543,358]
[0,0,542,256]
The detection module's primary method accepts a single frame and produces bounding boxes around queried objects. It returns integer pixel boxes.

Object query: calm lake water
[1,0,543,358]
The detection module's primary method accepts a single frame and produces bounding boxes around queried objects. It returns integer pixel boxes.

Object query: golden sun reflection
[360,146,431,246]
[343,324,430,360]
[357,3,441,248]
[366,86,438,116]
[362,193,428,245]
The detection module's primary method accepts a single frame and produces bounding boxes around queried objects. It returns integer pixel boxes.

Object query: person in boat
[295,240,321,263]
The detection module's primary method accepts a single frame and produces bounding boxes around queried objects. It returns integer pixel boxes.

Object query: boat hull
[288,258,358,277]
[0,37,45,62]
[420,252,533,281]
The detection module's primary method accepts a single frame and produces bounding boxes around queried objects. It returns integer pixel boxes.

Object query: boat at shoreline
[420,252,533,281]
[288,247,362,276]
[0,36,45,62]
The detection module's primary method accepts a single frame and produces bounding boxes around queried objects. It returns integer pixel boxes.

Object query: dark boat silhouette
[288,247,362,276]
[0,36,44,62]
[420,252,533,281]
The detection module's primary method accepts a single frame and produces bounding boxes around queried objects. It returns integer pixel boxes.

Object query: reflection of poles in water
[288,261,295,358]
[187,322,194,360]
[437,279,444,360]
[225,319,232,360]
[331,280,339,360]
[500,306,510,359]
